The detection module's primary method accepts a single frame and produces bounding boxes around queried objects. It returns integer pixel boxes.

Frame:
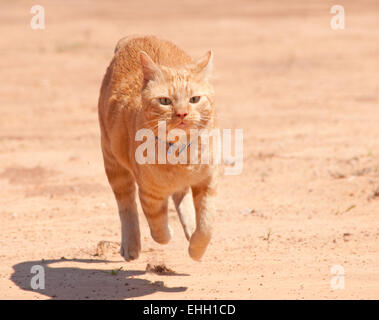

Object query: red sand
[0,0,378,299]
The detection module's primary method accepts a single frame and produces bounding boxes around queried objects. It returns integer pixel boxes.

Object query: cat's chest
[139,163,209,193]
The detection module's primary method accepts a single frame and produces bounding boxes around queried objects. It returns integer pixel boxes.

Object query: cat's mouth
[177,121,187,128]
[170,118,190,129]
[174,119,209,130]
[166,118,204,131]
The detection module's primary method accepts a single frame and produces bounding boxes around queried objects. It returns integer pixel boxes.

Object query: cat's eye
[159,97,172,105]
[189,96,201,104]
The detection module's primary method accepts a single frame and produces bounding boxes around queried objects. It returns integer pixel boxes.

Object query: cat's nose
[176,112,188,120]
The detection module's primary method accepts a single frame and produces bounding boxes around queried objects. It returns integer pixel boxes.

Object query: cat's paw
[151,225,173,244]
[188,230,211,261]
[120,241,140,261]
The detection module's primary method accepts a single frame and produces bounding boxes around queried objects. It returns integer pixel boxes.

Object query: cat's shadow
[11,258,187,299]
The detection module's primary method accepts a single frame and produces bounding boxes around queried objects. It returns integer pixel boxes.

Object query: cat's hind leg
[139,189,172,244]
[172,187,196,241]
[103,153,141,261]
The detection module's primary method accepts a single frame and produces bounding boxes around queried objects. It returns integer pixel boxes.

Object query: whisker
[143,118,168,131]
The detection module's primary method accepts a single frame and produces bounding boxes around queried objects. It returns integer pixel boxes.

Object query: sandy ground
[0,0,378,299]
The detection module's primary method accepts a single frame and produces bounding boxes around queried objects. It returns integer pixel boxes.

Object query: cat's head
[139,51,215,133]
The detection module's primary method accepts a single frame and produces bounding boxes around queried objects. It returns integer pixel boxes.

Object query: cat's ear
[139,51,161,82]
[195,50,213,79]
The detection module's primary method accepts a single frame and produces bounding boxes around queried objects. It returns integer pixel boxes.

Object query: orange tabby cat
[98,35,217,261]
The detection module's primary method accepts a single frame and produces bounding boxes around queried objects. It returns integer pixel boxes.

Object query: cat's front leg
[139,189,172,244]
[118,204,141,261]
[189,176,216,261]
[104,158,141,261]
